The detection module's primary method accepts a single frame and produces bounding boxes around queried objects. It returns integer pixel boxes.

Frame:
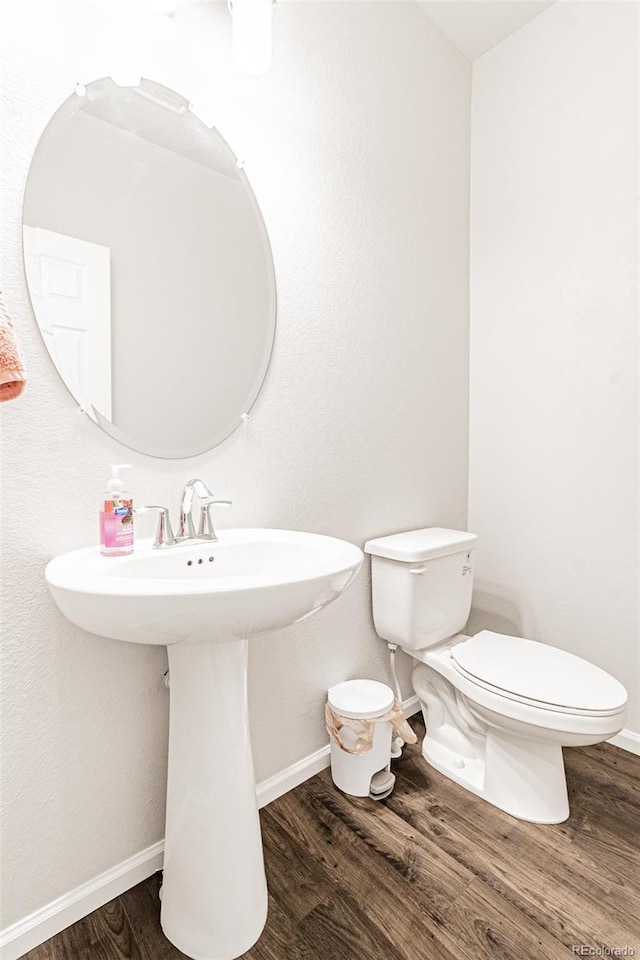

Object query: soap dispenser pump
[100,464,134,556]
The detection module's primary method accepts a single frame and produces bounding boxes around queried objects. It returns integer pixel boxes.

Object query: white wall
[469,2,639,731]
[0,0,471,931]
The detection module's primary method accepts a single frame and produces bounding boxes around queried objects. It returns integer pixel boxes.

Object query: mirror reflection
[23,78,276,458]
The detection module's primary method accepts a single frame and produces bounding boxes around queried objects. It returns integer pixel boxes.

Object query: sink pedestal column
[160,637,268,960]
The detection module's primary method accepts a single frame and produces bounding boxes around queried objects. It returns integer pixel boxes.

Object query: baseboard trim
[402,694,421,717]
[0,841,165,960]
[256,743,331,808]
[607,728,640,757]
[0,693,422,960]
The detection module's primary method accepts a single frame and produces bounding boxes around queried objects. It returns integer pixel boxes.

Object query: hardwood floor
[22,718,640,960]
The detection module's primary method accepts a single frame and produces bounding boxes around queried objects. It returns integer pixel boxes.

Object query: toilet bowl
[364,528,627,824]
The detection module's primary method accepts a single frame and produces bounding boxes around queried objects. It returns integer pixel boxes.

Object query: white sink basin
[45,528,363,960]
[46,528,363,645]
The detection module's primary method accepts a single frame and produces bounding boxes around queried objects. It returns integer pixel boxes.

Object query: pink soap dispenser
[100,464,134,556]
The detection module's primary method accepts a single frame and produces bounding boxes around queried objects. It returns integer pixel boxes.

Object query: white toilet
[364,528,627,824]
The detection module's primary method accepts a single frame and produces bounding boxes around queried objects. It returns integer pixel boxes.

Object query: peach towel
[0,289,26,401]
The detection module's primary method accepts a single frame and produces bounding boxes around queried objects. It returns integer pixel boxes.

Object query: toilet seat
[451,631,627,717]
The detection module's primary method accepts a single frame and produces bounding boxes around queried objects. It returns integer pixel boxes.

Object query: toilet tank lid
[364,527,477,563]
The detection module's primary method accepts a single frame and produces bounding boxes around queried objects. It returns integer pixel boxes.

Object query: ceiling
[415,1,557,60]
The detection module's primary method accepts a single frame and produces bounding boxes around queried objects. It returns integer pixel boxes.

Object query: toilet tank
[364,528,478,650]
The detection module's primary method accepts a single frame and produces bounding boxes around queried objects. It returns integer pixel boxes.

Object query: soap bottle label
[101,499,133,555]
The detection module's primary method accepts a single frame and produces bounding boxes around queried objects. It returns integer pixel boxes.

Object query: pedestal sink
[45,529,363,960]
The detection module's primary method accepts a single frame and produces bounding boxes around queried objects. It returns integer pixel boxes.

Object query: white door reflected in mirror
[23,78,276,458]
[23,226,112,418]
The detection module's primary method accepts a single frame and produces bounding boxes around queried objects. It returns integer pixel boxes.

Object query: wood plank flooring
[22,718,640,960]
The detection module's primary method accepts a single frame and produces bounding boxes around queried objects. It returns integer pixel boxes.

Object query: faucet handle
[136,505,177,549]
[197,499,232,539]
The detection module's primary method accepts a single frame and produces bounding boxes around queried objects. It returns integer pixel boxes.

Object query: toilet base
[413,662,571,823]
[422,727,569,824]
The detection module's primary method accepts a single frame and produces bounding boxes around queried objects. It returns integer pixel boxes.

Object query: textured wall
[469,2,639,729]
[0,0,471,928]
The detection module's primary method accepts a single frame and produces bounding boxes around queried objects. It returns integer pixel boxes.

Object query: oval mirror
[22,78,276,458]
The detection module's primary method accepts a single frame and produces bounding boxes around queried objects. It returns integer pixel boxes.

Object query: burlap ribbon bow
[325,698,418,755]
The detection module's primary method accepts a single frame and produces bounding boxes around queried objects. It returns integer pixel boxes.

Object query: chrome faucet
[138,479,231,548]
[179,479,232,544]
[178,478,207,540]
